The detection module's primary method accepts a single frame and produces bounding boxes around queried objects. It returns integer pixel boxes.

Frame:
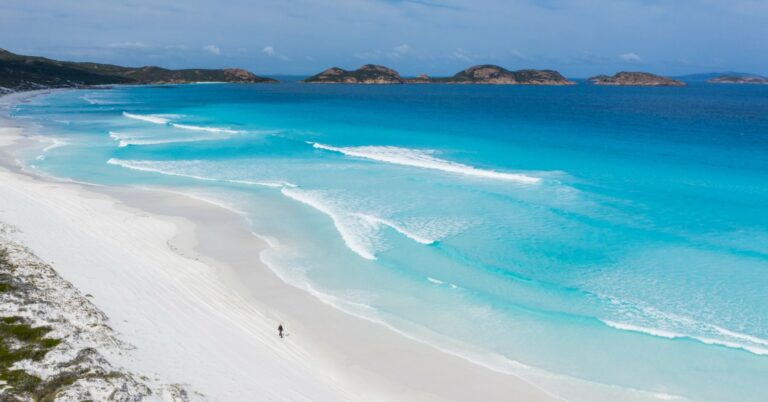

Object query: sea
[8,80,768,401]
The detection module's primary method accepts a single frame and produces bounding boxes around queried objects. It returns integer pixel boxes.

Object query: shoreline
[0,91,564,401]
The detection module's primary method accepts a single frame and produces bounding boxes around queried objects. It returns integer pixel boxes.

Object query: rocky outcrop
[438,65,574,85]
[707,74,768,84]
[0,48,277,91]
[589,72,685,86]
[303,65,405,84]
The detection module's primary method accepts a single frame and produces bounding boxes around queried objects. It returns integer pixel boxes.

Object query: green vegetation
[1,244,76,400]
[0,317,61,398]
[0,48,278,91]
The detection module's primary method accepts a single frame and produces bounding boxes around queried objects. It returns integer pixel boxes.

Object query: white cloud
[262,46,275,56]
[393,44,411,55]
[619,52,642,63]
[204,44,221,55]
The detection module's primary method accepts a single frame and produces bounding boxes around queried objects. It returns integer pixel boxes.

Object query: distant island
[435,65,574,85]
[303,65,405,84]
[4,48,767,91]
[707,74,768,84]
[304,64,573,85]
[588,72,686,86]
[0,48,276,91]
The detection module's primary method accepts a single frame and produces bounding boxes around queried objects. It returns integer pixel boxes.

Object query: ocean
[9,82,768,401]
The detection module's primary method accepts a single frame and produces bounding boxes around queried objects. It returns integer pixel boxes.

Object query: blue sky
[1,0,767,77]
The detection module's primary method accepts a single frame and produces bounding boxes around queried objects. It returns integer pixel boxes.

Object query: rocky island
[588,72,685,86]
[438,65,574,85]
[0,48,276,91]
[304,64,573,85]
[303,65,405,84]
[707,74,768,84]
[406,74,433,84]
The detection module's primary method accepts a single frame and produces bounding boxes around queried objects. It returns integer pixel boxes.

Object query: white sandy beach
[0,92,572,401]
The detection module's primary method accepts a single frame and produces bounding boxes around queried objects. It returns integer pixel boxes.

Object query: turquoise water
[9,83,768,401]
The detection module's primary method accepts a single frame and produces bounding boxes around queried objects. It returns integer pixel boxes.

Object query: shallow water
[10,82,768,401]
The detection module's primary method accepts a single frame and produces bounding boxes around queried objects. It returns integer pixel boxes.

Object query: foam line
[122,112,172,125]
[171,123,245,134]
[310,142,540,184]
[280,187,378,260]
[106,159,295,188]
[358,214,436,245]
[602,320,768,356]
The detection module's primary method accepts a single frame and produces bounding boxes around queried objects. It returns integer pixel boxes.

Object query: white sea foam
[310,142,540,184]
[358,214,436,245]
[109,130,244,148]
[34,138,69,160]
[713,325,768,346]
[82,94,117,105]
[280,188,379,260]
[171,123,245,134]
[122,112,172,125]
[279,189,443,260]
[42,138,67,153]
[106,159,295,188]
[601,320,768,356]
[427,277,459,289]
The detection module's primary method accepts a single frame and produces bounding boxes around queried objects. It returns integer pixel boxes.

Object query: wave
[122,112,174,125]
[310,142,540,184]
[427,277,459,289]
[358,214,436,245]
[601,320,768,356]
[280,188,443,260]
[170,123,245,134]
[280,188,380,260]
[109,131,229,148]
[106,159,295,188]
[81,94,118,105]
[42,138,67,152]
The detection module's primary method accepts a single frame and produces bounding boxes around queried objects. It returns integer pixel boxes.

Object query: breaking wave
[310,142,540,184]
[280,188,442,260]
[122,112,174,125]
[601,320,768,356]
[109,131,237,148]
[106,158,295,188]
[170,123,245,134]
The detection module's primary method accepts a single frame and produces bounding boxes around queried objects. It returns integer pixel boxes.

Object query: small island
[406,74,433,84]
[304,64,573,85]
[438,65,574,85]
[588,72,685,86]
[708,74,768,84]
[303,65,405,84]
[0,48,276,91]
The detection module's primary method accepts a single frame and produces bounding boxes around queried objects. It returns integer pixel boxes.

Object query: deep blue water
[10,82,768,401]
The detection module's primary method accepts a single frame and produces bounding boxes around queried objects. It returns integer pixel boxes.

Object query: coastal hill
[588,72,685,86]
[438,65,574,85]
[707,74,768,84]
[0,48,276,91]
[303,65,405,84]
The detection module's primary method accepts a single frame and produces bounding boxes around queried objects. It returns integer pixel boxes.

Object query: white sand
[0,92,671,402]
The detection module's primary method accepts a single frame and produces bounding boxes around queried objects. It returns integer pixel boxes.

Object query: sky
[1,0,767,77]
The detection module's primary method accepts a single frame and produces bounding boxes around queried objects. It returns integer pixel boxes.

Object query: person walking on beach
[278,324,284,339]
